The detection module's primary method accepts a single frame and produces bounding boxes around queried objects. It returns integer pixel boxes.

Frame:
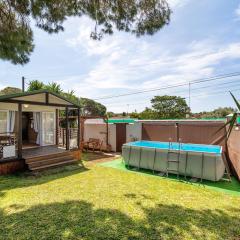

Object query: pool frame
[122,141,226,182]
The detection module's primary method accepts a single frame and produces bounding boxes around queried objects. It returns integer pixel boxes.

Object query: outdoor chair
[84,138,103,152]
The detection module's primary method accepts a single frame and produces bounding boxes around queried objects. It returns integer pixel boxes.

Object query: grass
[100,158,240,197]
[0,153,239,240]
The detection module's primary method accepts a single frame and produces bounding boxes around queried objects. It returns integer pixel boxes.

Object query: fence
[141,120,240,180]
[142,121,226,149]
[228,127,240,180]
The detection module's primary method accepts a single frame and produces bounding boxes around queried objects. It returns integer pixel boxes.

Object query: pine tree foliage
[0,0,171,64]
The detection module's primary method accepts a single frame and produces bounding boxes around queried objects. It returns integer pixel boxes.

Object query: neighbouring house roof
[84,118,136,124]
[107,118,136,124]
[0,90,80,108]
[226,113,240,124]
[137,118,226,123]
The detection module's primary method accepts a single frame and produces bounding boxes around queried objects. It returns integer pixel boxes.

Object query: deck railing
[58,128,78,149]
[0,128,79,161]
[0,132,17,160]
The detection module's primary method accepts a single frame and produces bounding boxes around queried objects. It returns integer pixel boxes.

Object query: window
[0,111,8,134]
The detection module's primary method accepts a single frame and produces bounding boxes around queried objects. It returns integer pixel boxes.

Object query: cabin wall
[0,102,60,112]
[0,103,56,146]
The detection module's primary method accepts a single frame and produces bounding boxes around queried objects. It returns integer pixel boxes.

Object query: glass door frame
[41,111,56,146]
[0,110,9,134]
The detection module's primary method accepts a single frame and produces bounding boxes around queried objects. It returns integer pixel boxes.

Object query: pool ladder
[166,138,182,178]
[167,139,204,181]
[221,152,232,182]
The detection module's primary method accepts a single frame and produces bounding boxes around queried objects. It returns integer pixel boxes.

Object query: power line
[93,72,240,100]
[102,77,240,106]
[105,85,240,108]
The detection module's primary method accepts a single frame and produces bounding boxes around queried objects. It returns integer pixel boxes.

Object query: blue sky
[1,0,240,113]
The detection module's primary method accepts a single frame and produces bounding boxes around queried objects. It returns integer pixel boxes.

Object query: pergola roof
[0,90,80,108]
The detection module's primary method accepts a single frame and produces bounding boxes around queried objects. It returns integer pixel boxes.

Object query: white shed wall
[84,124,107,149]
[126,122,142,142]
[108,124,116,152]
[83,123,117,152]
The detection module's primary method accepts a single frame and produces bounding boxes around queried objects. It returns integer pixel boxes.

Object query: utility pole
[188,82,191,109]
[22,76,25,92]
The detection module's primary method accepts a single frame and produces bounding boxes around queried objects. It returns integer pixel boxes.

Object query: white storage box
[3,145,16,158]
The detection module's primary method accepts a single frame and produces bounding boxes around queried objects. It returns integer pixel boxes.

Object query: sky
[1,0,240,113]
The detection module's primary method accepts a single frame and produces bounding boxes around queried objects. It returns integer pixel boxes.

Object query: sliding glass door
[0,111,8,134]
[42,112,55,146]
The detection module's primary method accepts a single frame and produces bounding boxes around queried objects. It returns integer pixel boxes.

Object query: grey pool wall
[122,145,225,181]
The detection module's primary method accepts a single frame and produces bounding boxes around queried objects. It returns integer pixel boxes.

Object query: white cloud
[235,4,240,19]
[63,17,240,112]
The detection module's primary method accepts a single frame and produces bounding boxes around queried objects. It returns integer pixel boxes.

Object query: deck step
[28,155,74,168]
[25,150,79,172]
[25,151,71,163]
[30,159,78,172]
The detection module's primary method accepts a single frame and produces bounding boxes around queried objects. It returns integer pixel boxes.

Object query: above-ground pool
[122,141,225,181]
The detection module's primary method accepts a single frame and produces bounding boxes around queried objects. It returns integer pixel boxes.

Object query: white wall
[84,123,117,152]
[108,124,116,152]
[84,124,107,149]
[126,122,142,142]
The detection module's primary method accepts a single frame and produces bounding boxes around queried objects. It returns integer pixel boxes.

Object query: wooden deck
[23,145,67,159]
[23,146,80,172]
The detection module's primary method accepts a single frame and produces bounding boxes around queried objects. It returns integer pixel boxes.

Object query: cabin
[0,90,81,174]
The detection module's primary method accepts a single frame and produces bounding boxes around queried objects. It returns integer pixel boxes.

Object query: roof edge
[0,89,80,108]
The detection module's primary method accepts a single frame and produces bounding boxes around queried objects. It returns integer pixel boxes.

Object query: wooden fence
[142,120,240,180]
[142,121,226,148]
[228,127,240,180]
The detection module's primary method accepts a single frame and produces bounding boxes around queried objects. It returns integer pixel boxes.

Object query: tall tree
[151,95,190,119]
[45,82,63,94]
[27,80,45,91]
[0,87,22,95]
[192,107,236,119]
[26,80,106,116]
[139,107,157,119]
[80,98,106,116]
[0,0,171,65]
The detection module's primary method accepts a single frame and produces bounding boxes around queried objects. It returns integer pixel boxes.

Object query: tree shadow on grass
[0,163,89,198]
[0,200,239,240]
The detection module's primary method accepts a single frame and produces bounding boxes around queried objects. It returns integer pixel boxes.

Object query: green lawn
[0,154,240,240]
